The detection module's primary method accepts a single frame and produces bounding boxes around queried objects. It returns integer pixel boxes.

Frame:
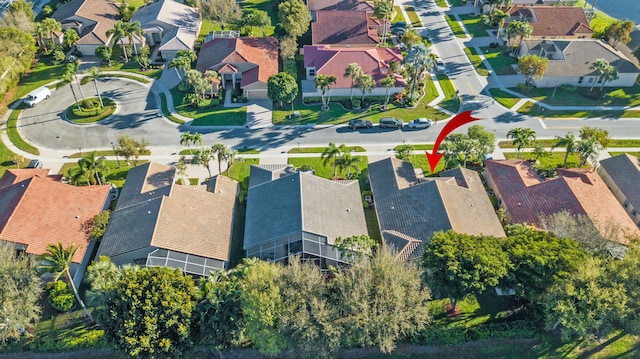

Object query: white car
[434,58,445,73]
[408,118,433,129]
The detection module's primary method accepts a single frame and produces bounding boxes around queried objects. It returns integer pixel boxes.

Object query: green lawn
[516,101,640,119]
[392,6,407,23]
[393,144,434,151]
[481,47,517,75]
[240,0,278,35]
[499,139,640,149]
[448,0,465,5]
[406,154,446,175]
[170,87,247,126]
[436,74,460,114]
[364,207,381,244]
[0,136,23,178]
[464,47,490,76]
[404,6,422,27]
[445,15,466,38]
[504,152,584,170]
[435,0,448,7]
[10,57,65,105]
[489,88,521,109]
[58,160,147,189]
[288,146,366,153]
[159,93,185,124]
[99,62,163,80]
[275,85,447,125]
[459,14,488,38]
[610,152,640,157]
[287,157,368,180]
[6,106,39,156]
[510,85,640,107]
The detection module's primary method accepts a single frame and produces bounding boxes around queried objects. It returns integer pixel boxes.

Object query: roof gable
[507,6,593,38]
[312,10,379,45]
[52,0,120,45]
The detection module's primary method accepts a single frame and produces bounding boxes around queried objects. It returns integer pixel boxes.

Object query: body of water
[593,0,640,24]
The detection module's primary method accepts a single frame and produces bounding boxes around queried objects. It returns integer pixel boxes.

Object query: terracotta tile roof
[304,45,405,87]
[484,160,638,243]
[0,169,52,189]
[98,163,238,262]
[195,37,278,86]
[307,0,374,11]
[369,158,504,260]
[52,0,121,45]
[506,6,593,38]
[312,10,380,45]
[0,169,110,263]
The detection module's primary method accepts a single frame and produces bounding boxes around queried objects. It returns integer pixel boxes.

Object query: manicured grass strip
[610,152,640,157]
[445,15,466,38]
[171,87,247,126]
[288,157,368,180]
[392,6,407,23]
[435,0,448,7]
[464,47,490,76]
[237,148,260,154]
[448,0,464,6]
[499,139,640,149]
[6,107,39,156]
[459,14,488,38]
[488,88,521,109]
[288,146,366,154]
[159,93,185,124]
[436,74,460,114]
[510,85,640,107]
[0,135,22,178]
[481,47,517,75]
[364,208,381,243]
[393,144,434,151]
[516,101,640,119]
[68,149,150,158]
[98,73,150,84]
[404,6,422,27]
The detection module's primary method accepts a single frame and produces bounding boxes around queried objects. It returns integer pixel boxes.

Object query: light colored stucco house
[597,154,640,229]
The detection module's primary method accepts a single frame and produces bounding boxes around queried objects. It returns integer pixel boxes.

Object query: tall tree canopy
[277,0,311,38]
[267,72,298,110]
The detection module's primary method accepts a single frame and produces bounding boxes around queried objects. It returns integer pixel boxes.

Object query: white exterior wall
[302,86,404,98]
[532,72,638,88]
[76,44,103,57]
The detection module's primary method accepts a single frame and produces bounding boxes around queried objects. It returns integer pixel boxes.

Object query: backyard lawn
[58,160,147,189]
[481,47,517,75]
[459,14,489,38]
[287,157,368,180]
[489,88,521,109]
[504,152,584,171]
[464,47,489,76]
[170,87,247,126]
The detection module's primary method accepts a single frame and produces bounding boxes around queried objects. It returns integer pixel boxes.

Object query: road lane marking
[538,118,547,129]
[466,82,476,96]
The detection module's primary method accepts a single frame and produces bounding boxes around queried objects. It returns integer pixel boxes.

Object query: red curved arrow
[426,111,482,172]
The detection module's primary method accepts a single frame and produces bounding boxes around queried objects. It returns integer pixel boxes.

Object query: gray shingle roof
[132,0,201,51]
[369,158,505,259]
[244,167,367,249]
[599,154,640,213]
[116,162,174,210]
[247,164,296,188]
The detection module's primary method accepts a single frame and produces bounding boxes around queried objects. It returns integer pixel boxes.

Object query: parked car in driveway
[348,119,373,129]
[407,118,433,129]
[379,117,404,129]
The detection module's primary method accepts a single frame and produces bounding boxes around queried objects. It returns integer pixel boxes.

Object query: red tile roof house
[302,45,405,98]
[0,169,111,286]
[312,10,381,46]
[484,160,639,245]
[51,0,121,56]
[195,37,279,100]
[505,6,593,40]
[307,0,374,20]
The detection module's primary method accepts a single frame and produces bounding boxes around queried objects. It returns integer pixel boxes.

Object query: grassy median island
[66,97,116,124]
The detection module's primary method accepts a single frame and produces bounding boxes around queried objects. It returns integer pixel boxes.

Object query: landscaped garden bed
[66,97,116,124]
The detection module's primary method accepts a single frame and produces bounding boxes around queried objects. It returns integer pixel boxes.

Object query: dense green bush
[48,280,75,312]
[27,329,107,352]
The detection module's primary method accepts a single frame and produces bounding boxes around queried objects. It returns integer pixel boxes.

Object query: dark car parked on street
[348,119,373,129]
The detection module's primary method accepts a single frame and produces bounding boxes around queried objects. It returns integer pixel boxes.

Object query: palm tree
[211,143,229,175]
[222,149,240,175]
[322,142,346,179]
[204,70,220,97]
[175,156,189,184]
[79,151,108,185]
[41,18,61,48]
[194,147,215,178]
[63,28,80,50]
[37,243,94,322]
[57,70,81,111]
[373,0,393,45]
[85,67,103,107]
[66,62,86,101]
[356,74,376,103]
[493,10,508,39]
[180,131,194,155]
[600,64,619,90]
[589,58,609,92]
[532,141,551,162]
[506,127,536,159]
[381,75,395,109]
[576,138,598,168]
[315,74,337,111]
[554,131,577,168]
[107,20,129,62]
[192,132,203,150]
[125,21,143,55]
[343,63,363,101]
[337,153,362,179]
[404,43,432,101]
[35,22,49,52]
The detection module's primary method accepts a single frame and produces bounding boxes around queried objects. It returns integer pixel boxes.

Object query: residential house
[505,6,593,39]
[312,10,380,46]
[597,154,640,228]
[368,158,505,261]
[518,39,639,87]
[195,37,278,100]
[307,0,374,20]
[0,169,111,286]
[131,0,201,62]
[484,160,639,244]
[243,164,368,267]
[51,0,120,56]
[96,162,238,276]
[302,45,404,98]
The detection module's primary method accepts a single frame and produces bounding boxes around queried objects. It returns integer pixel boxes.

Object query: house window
[308,69,315,76]
[578,77,584,84]
[624,200,629,208]
[632,209,638,216]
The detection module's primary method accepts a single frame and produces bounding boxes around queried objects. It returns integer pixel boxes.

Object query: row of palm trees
[66,151,109,186]
[321,143,363,179]
[106,20,143,63]
[180,132,241,178]
[56,63,105,111]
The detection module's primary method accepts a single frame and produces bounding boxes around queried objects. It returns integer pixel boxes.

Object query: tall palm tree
[554,131,577,168]
[382,75,395,108]
[576,138,598,168]
[356,74,376,102]
[194,147,215,178]
[57,70,81,111]
[192,132,203,150]
[35,22,49,52]
[321,142,346,179]
[337,153,362,178]
[204,70,220,97]
[222,149,240,175]
[180,131,194,155]
[404,43,432,101]
[37,243,94,322]
[589,58,609,92]
[107,20,129,62]
[343,63,363,101]
[506,127,536,159]
[211,143,229,175]
[85,67,103,107]
[600,65,619,90]
[79,151,108,185]
[66,62,86,101]
[373,0,393,45]
[125,21,143,55]
[493,10,508,39]
[315,74,337,111]
[41,18,61,48]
